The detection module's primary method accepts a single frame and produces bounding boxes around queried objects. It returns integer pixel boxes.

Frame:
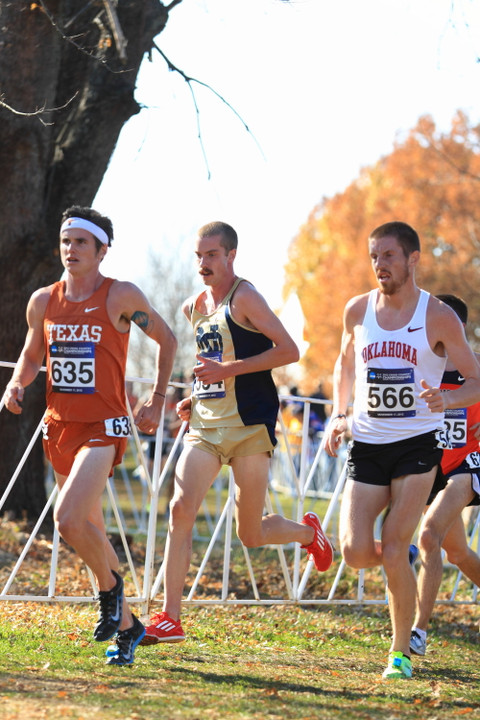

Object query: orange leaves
[456,709,476,715]
[284,111,480,388]
[98,37,113,51]
[93,684,110,693]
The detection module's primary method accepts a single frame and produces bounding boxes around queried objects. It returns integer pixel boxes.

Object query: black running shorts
[346,430,444,488]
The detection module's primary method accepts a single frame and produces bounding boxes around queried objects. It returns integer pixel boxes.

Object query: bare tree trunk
[0,0,171,519]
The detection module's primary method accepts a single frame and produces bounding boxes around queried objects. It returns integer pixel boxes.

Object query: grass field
[0,601,478,720]
[0,471,478,720]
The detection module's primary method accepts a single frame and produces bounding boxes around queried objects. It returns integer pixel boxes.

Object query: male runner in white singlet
[142,221,334,645]
[323,221,480,679]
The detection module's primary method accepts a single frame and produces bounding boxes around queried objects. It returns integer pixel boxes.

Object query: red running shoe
[140,611,185,645]
[301,512,333,571]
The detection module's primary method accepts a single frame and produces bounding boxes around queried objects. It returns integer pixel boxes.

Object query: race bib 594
[193,351,226,399]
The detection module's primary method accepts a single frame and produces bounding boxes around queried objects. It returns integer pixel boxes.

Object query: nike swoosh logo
[407,326,423,333]
[110,595,122,622]
[85,306,100,313]
[458,376,465,382]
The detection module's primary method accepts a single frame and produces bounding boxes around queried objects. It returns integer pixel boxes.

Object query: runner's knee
[418,523,442,555]
[54,505,83,544]
[168,494,197,529]
[381,538,409,570]
[236,523,264,547]
[341,539,371,569]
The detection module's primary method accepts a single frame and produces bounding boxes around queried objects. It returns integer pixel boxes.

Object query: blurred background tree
[285,112,480,394]
[127,247,198,391]
[0,0,174,518]
[0,0,293,518]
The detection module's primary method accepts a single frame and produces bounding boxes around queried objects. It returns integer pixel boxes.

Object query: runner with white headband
[60,216,110,246]
[2,204,177,667]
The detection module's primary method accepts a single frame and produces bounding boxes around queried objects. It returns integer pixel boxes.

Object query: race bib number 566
[366,367,416,418]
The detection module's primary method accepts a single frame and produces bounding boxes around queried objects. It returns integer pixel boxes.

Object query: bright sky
[96,0,480,309]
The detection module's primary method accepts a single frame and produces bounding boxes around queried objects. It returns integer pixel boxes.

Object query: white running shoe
[410,630,426,656]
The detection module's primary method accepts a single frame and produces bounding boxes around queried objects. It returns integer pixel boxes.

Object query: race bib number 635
[50,342,95,394]
[104,416,132,437]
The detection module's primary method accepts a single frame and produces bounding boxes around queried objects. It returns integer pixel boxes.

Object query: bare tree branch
[102,0,128,63]
[165,0,184,10]
[0,92,79,125]
[37,0,131,72]
[153,43,266,179]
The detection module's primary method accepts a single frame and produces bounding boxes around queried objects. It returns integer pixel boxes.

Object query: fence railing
[0,360,478,613]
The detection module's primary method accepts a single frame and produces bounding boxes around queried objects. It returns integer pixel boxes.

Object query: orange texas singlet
[43,277,129,423]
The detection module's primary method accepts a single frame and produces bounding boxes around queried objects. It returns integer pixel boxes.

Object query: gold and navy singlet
[189,278,279,441]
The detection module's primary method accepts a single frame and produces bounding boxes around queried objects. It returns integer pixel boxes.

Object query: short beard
[378,266,410,295]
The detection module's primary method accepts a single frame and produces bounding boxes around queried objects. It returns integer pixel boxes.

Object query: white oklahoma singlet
[352,289,446,444]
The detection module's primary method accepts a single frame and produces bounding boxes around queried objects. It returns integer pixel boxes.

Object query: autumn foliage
[285,112,480,391]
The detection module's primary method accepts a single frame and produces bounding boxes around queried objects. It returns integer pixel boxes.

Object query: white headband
[60,217,109,245]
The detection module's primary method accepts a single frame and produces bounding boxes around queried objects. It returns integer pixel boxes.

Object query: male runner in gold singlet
[142,221,334,645]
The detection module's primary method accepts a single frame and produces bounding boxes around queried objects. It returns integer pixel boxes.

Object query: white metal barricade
[0,361,478,613]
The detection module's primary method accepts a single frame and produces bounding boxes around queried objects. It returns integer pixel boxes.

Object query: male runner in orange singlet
[3,206,177,666]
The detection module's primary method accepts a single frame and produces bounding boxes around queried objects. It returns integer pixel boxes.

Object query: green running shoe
[382,651,412,679]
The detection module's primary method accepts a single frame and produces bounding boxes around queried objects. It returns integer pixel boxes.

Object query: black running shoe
[93,571,124,642]
[106,614,146,666]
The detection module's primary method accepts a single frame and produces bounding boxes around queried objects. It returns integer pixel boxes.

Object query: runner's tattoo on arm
[131,310,150,331]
